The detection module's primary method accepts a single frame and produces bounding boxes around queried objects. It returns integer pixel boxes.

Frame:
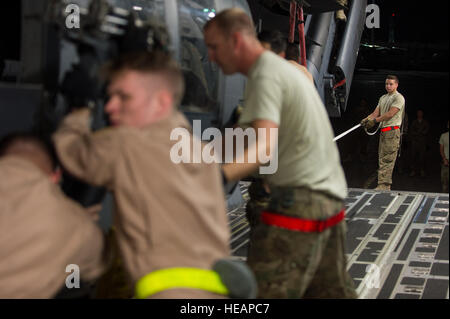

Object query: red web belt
[381,126,400,132]
[261,210,345,233]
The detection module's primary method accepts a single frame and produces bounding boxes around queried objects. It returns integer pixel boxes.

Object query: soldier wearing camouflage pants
[248,187,356,298]
[361,75,405,191]
[409,110,430,177]
[204,9,357,298]
[439,122,449,193]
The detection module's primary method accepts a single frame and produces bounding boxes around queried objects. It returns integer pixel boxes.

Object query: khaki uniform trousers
[442,164,449,193]
[378,129,401,186]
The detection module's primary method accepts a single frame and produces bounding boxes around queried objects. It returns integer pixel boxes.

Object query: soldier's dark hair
[258,30,287,55]
[0,132,58,173]
[204,8,256,38]
[386,75,399,83]
[103,50,185,106]
[285,43,300,62]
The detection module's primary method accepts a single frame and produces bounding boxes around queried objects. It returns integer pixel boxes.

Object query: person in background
[361,75,406,191]
[284,43,314,83]
[439,121,449,193]
[409,109,430,177]
[257,30,286,57]
[258,30,313,83]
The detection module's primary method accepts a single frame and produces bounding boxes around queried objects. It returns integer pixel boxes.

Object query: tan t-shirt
[439,131,449,160]
[53,109,230,286]
[238,51,347,200]
[377,91,405,128]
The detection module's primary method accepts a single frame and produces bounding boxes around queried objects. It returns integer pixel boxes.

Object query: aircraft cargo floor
[228,182,449,299]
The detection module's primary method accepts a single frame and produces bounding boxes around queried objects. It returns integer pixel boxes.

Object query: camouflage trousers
[247,187,357,299]
[442,164,449,193]
[245,179,271,229]
[378,129,401,186]
[410,141,427,172]
[95,228,134,299]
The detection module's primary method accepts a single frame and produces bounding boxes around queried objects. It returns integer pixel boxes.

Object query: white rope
[333,124,362,142]
[333,121,382,142]
[363,122,382,136]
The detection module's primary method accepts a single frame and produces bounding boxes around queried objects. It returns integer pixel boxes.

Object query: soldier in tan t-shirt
[361,75,406,190]
[439,121,449,193]
[0,133,108,298]
[52,51,246,299]
[204,9,356,299]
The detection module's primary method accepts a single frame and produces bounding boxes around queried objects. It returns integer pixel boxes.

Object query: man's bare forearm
[440,145,448,165]
[222,120,278,182]
[222,161,259,182]
[375,107,399,123]
[223,135,272,181]
[375,113,393,123]
[368,107,380,120]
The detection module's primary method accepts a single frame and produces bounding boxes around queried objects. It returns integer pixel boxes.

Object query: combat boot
[363,173,377,189]
[374,184,391,191]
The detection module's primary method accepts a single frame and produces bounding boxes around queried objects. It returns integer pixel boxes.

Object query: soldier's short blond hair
[204,8,256,38]
[103,50,185,106]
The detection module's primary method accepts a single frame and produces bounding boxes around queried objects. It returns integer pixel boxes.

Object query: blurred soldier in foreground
[204,8,356,298]
[361,75,406,191]
[0,133,108,298]
[53,50,255,299]
[247,31,314,237]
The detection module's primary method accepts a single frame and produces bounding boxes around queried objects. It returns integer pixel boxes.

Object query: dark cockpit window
[178,0,219,113]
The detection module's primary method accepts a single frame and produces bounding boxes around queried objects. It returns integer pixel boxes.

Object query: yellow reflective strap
[135,267,229,299]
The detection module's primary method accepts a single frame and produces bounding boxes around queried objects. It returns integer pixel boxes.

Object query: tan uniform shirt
[410,119,430,144]
[53,110,230,286]
[377,91,405,128]
[0,157,106,298]
[239,51,348,200]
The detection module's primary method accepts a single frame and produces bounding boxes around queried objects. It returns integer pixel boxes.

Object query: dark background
[248,0,449,192]
[335,0,449,193]
[0,1,21,61]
